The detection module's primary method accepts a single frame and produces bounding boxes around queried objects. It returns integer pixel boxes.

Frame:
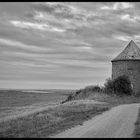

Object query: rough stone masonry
[111,40,140,95]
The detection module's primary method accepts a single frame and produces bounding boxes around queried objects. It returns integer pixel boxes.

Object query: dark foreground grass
[133,108,140,138]
[0,102,109,138]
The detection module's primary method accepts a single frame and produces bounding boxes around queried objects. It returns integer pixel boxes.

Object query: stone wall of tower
[112,60,140,95]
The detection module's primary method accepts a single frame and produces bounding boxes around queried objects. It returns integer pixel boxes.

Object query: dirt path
[52,103,140,138]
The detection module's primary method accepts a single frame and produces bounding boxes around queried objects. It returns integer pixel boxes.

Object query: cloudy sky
[0,2,140,89]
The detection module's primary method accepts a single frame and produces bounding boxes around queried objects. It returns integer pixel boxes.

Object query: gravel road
[52,103,140,138]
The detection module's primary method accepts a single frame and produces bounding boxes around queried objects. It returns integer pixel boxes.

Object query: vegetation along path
[52,103,140,138]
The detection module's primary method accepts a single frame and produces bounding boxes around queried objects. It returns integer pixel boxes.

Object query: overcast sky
[0,2,140,89]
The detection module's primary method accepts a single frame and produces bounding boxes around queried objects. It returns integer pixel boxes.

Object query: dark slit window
[128,67,133,70]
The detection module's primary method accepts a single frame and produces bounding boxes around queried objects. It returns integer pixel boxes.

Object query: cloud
[113,34,140,44]
[54,38,92,46]
[113,35,130,41]
[0,38,52,52]
[30,2,105,30]
[10,61,59,68]
[47,59,107,69]
[10,20,65,32]
[100,5,111,10]
[113,2,133,10]
[120,14,139,22]
[2,50,107,69]
[33,2,85,20]
[100,2,133,10]
[78,46,92,50]
[1,2,140,89]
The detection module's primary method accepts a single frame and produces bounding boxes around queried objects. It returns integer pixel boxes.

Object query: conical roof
[112,40,140,62]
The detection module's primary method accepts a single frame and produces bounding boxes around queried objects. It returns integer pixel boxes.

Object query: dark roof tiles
[112,40,140,62]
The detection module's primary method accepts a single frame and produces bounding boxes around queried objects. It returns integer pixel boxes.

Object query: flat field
[0,90,71,122]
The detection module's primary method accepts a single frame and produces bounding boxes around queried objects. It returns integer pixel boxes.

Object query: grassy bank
[63,90,140,106]
[134,108,140,138]
[0,100,109,138]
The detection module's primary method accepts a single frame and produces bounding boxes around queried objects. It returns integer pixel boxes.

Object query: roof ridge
[112,40,140,62]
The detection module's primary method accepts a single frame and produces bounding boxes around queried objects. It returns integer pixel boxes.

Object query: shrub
[67,94,73,101]
[75,89,82,96]
[92,85,101,92]
[104,75,133,95]
[61,85,102,103]
[83,85,101,93]
[104,78,114,94]
[113,75,133,95]
[61,94,74,104]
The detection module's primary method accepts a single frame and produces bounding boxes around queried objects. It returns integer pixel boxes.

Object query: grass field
[0,98,109,138]
[1,89,140,138]
[0,90,71,123]
[134,108,140,138]
[0,89,73,108]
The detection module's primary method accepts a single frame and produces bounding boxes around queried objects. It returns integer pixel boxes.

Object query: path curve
[52,103,140,138]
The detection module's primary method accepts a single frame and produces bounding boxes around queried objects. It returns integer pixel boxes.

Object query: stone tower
[111,40,140,95]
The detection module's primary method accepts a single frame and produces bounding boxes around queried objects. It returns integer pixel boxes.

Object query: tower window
[128,67,133,70]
